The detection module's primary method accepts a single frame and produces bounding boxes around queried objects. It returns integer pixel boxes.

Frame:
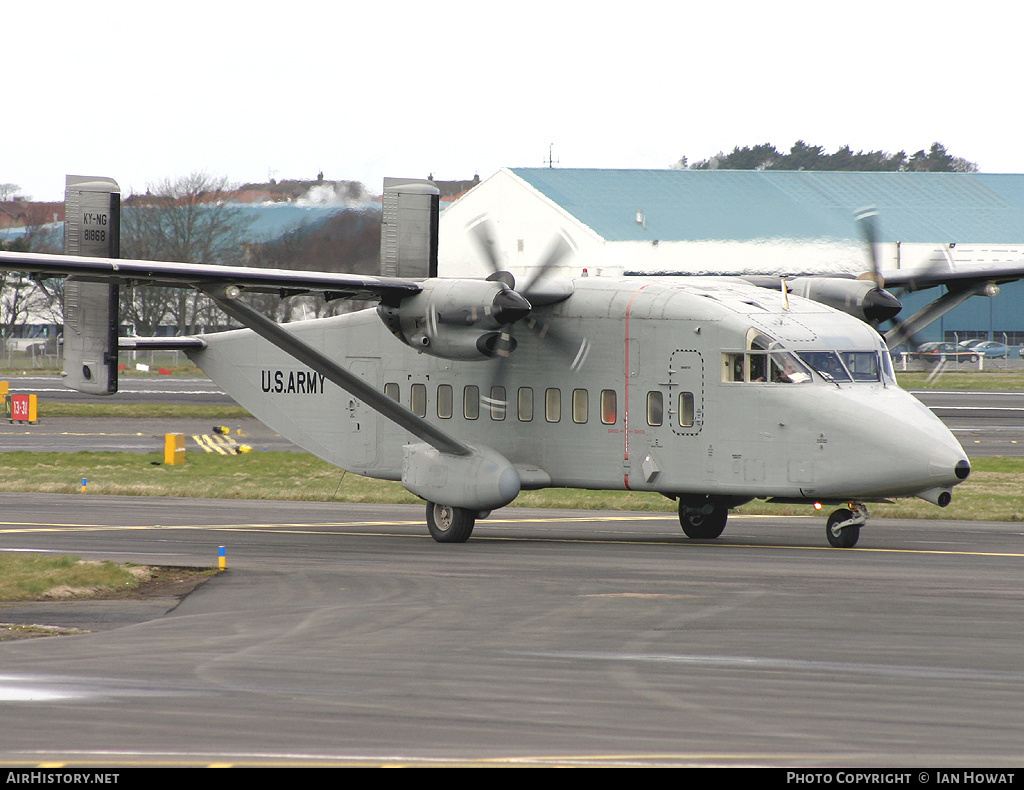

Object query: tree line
[678,141,977,172]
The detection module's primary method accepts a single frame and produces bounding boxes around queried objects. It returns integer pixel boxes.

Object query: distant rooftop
[510,169,1024,244]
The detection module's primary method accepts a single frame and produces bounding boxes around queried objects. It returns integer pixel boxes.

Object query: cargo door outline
[346,359,379,467]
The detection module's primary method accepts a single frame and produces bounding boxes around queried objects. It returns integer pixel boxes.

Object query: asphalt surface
[0,495,1022,767]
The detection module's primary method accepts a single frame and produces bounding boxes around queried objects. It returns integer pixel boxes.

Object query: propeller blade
[520,235,572,297]
[481,351,511,416]
[470,220,502,275]
[526,317,590,371]
[854,206,883,287]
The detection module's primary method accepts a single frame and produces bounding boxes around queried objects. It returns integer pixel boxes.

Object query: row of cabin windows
[382,383,695,428]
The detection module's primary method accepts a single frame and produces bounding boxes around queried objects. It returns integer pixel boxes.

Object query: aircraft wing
[0,250,422,303]
[881,260,1024,292]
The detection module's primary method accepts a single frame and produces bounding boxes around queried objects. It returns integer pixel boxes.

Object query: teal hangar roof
[510,169,1024,244]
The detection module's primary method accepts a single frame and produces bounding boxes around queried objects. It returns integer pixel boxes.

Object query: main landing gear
[677,495,728,539]
[825,503,867,548]
[426,502,477,543]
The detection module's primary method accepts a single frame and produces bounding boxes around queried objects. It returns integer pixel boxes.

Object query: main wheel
[826,508,860,548]
[678,499,727,539]
[426,503,476,543]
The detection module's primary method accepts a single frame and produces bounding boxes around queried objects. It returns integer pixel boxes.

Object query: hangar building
[438,168,1024,344]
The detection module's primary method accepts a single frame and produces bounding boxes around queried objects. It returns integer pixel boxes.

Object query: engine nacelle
[786,277,902,324]
[377,278,531,360]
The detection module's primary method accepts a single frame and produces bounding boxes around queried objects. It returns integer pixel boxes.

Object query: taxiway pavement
[0,494,1022,767]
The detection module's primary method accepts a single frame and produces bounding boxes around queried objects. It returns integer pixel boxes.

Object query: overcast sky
[5,1,1021,202]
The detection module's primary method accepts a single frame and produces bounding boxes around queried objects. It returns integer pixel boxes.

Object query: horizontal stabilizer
[118,336,208,351]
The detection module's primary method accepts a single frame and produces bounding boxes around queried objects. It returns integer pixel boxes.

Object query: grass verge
[0,553,143,601]
[38,402,252,419]
[0,451,1020,521]
[895,370,1024,390]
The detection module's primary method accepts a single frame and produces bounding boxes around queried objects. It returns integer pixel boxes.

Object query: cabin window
[518,387,534,422]
[464,385,480,420]
[678,392,694,428]
[600,389,617,425]
[490,387,506,421]
[384,382,400,401]
[647,391,663,426]
[572,388,589,424]
[545,388,561,422]
[749,351,768,382]
[723,353,744,382]
[723,351,769,382]
[437,384,453,419]
[410,383,427,417]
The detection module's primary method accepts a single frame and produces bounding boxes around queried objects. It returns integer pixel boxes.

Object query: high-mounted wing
[880,261,1024,292]
[0,250,422,304]
[876,261,1021,349]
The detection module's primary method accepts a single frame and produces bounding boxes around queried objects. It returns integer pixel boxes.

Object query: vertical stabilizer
[63,175,120,395]
[380,178,439,279]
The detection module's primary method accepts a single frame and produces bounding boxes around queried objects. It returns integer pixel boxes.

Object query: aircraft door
[628,346,704,490]
[346,359,379,467]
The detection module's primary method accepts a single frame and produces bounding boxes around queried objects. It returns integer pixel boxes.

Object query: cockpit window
[724,346,886,385]
[880,349,896,382]
[797,351,852,383]
[769,350,813,384]
[839,351,881,382]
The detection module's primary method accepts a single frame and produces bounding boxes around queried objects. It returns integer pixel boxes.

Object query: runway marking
[0,751,852,767]
[1,518,1024,557]
[514,650,1024,683]
[0,431,157,437]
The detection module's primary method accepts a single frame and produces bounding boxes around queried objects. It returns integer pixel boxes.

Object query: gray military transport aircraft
[3,177,1014,549]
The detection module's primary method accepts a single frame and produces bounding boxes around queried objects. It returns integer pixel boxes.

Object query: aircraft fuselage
[188,277,969,508]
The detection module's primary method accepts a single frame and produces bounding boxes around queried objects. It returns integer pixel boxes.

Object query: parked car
[913,342,979,364]
[972,341,1009,358]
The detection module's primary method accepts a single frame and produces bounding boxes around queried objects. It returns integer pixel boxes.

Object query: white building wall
[439,169,605,282]
[439,169,1024,281]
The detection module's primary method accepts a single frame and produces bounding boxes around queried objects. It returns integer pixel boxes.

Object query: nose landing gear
[826,502,867,548]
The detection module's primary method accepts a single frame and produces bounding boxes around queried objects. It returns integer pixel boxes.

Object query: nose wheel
[826,503,867,548]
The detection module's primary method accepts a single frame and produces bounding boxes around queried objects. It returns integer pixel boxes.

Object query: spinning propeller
[468,220,590,408]
[853,206,903,327]
[854,206,923,349]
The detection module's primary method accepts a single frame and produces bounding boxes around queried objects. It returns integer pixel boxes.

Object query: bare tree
[120,173,254,335]
[0,203,63,354]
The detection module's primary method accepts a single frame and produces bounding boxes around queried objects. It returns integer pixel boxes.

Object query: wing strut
[884,282,992,349]
[204,284,471,458]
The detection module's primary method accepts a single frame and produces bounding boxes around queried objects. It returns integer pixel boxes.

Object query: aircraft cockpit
[723,334,896,385]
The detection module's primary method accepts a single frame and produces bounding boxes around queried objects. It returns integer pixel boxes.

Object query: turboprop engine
[377,278,531,360]
[783,276,902,325]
